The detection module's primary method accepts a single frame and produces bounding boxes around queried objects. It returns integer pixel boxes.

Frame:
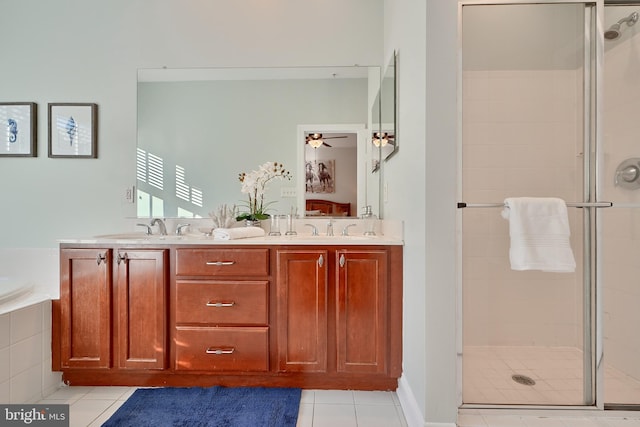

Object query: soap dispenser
[361,205,377,236]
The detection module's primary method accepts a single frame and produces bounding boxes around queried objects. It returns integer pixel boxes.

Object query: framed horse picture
[305,159,335,194]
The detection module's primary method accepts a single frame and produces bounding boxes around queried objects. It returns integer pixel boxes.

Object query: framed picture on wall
[48,103,97,158]
[305,159,335,194]
[0,102,37,157]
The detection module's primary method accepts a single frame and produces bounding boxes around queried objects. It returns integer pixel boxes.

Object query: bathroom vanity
[52,233,403,390]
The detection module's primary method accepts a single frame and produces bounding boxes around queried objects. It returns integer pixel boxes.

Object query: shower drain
[511,374,536,386]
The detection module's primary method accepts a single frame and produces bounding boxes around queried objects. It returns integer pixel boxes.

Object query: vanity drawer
[175,248,269,277]
[175,280,268,325]
[174,326,269,372]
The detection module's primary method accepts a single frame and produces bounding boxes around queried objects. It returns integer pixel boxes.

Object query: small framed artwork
[0,102,37,157]
[48,103,97,158]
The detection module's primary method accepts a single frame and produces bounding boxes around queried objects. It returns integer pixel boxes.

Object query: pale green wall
[0,0,382,248]
[384,0,457,424]
[0,1,461,425]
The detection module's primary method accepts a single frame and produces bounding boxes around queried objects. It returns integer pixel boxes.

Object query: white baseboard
[397,375,425,427]
[397,375,457,427]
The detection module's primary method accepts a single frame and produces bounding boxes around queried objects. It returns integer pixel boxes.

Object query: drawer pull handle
[206,261,236,266]
[206,347,235,355]
[205,301,235,308]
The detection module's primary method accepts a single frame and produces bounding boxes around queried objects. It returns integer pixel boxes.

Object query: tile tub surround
[0,300,62,403]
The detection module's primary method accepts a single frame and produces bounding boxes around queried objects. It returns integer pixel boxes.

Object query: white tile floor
[37,386,408,427]
[461,345,640,427]
[463,346,640,405]
[458,412,640,427]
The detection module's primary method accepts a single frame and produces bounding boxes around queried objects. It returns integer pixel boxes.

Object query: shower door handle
[573,202,613,208]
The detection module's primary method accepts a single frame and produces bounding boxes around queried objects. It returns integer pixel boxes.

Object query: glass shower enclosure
[459,0,640,409]
[459,1,597,407]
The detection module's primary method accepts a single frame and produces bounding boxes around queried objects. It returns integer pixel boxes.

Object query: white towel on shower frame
[501,197,576,273]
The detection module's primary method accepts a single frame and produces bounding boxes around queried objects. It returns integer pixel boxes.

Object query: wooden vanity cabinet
[276,247,401,382]
[56,243,402,389]
[114,249,168,369]
[335,249,389,374]
[59,248,112,369]
[58,246,168,371]
[276,249,329,373]
[173,248,270,373]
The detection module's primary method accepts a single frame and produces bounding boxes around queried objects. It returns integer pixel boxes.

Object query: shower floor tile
[463,346,640,406]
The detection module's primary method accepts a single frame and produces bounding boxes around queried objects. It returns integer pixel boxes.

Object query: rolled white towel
[212,226,265,240]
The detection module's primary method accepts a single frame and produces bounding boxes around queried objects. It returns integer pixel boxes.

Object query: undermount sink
[289,234,374,240]
[93,233,204,241]
[93,232,160,240]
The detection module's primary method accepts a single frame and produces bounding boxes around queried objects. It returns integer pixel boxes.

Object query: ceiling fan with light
[372,132,395,147]
[305,133,347,148]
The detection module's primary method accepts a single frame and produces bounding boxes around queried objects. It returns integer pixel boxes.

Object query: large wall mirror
[380,51,397,161]
[370,51,397,168]
[136,66,381,220]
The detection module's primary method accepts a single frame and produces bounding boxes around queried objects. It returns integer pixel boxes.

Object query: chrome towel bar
[457,202,613,209]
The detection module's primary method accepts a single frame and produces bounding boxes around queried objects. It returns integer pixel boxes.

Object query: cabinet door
[115,249,168,369]
[60,248,112,369]
[276,250,328,372]
[335,249,388,374]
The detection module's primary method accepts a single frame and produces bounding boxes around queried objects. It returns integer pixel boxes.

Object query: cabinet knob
[96,252,107,265]
[206,347,235,355]
[318,254,324,267]
[339,254,345,267]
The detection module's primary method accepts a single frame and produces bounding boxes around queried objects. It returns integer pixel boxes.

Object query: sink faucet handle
[326,220,334,236]
[341,223,358,236]
[304,224,319,236]
[176,223,191,235]
[137,223,153,235]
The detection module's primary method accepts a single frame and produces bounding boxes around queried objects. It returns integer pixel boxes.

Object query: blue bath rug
[102,386,301,427]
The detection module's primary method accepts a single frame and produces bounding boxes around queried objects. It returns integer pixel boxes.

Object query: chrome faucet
[304,224,319,236]
[342,223,357,236]
[176,223,191,236]
[137,223,153,235]
[150,218,167,235]
[326,220,334,237]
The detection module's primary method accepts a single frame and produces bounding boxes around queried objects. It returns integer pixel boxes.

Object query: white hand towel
[501,197,576,273]
[212,226,265,241]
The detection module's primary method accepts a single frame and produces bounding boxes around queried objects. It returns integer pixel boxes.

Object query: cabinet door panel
[116,249,168,369]
[336,250,388,374]
[276,250,328,372]
[60,248,112,369]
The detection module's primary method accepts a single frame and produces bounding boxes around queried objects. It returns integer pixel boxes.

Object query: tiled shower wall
[462,68,584,347]
[0,300,61,403]
[602,18,640,384]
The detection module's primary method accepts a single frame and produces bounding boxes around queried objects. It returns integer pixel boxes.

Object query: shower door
[602,3,640,409]
[459,1,598,406]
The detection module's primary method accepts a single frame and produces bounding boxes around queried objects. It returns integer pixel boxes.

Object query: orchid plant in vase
[236,161,292,223]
